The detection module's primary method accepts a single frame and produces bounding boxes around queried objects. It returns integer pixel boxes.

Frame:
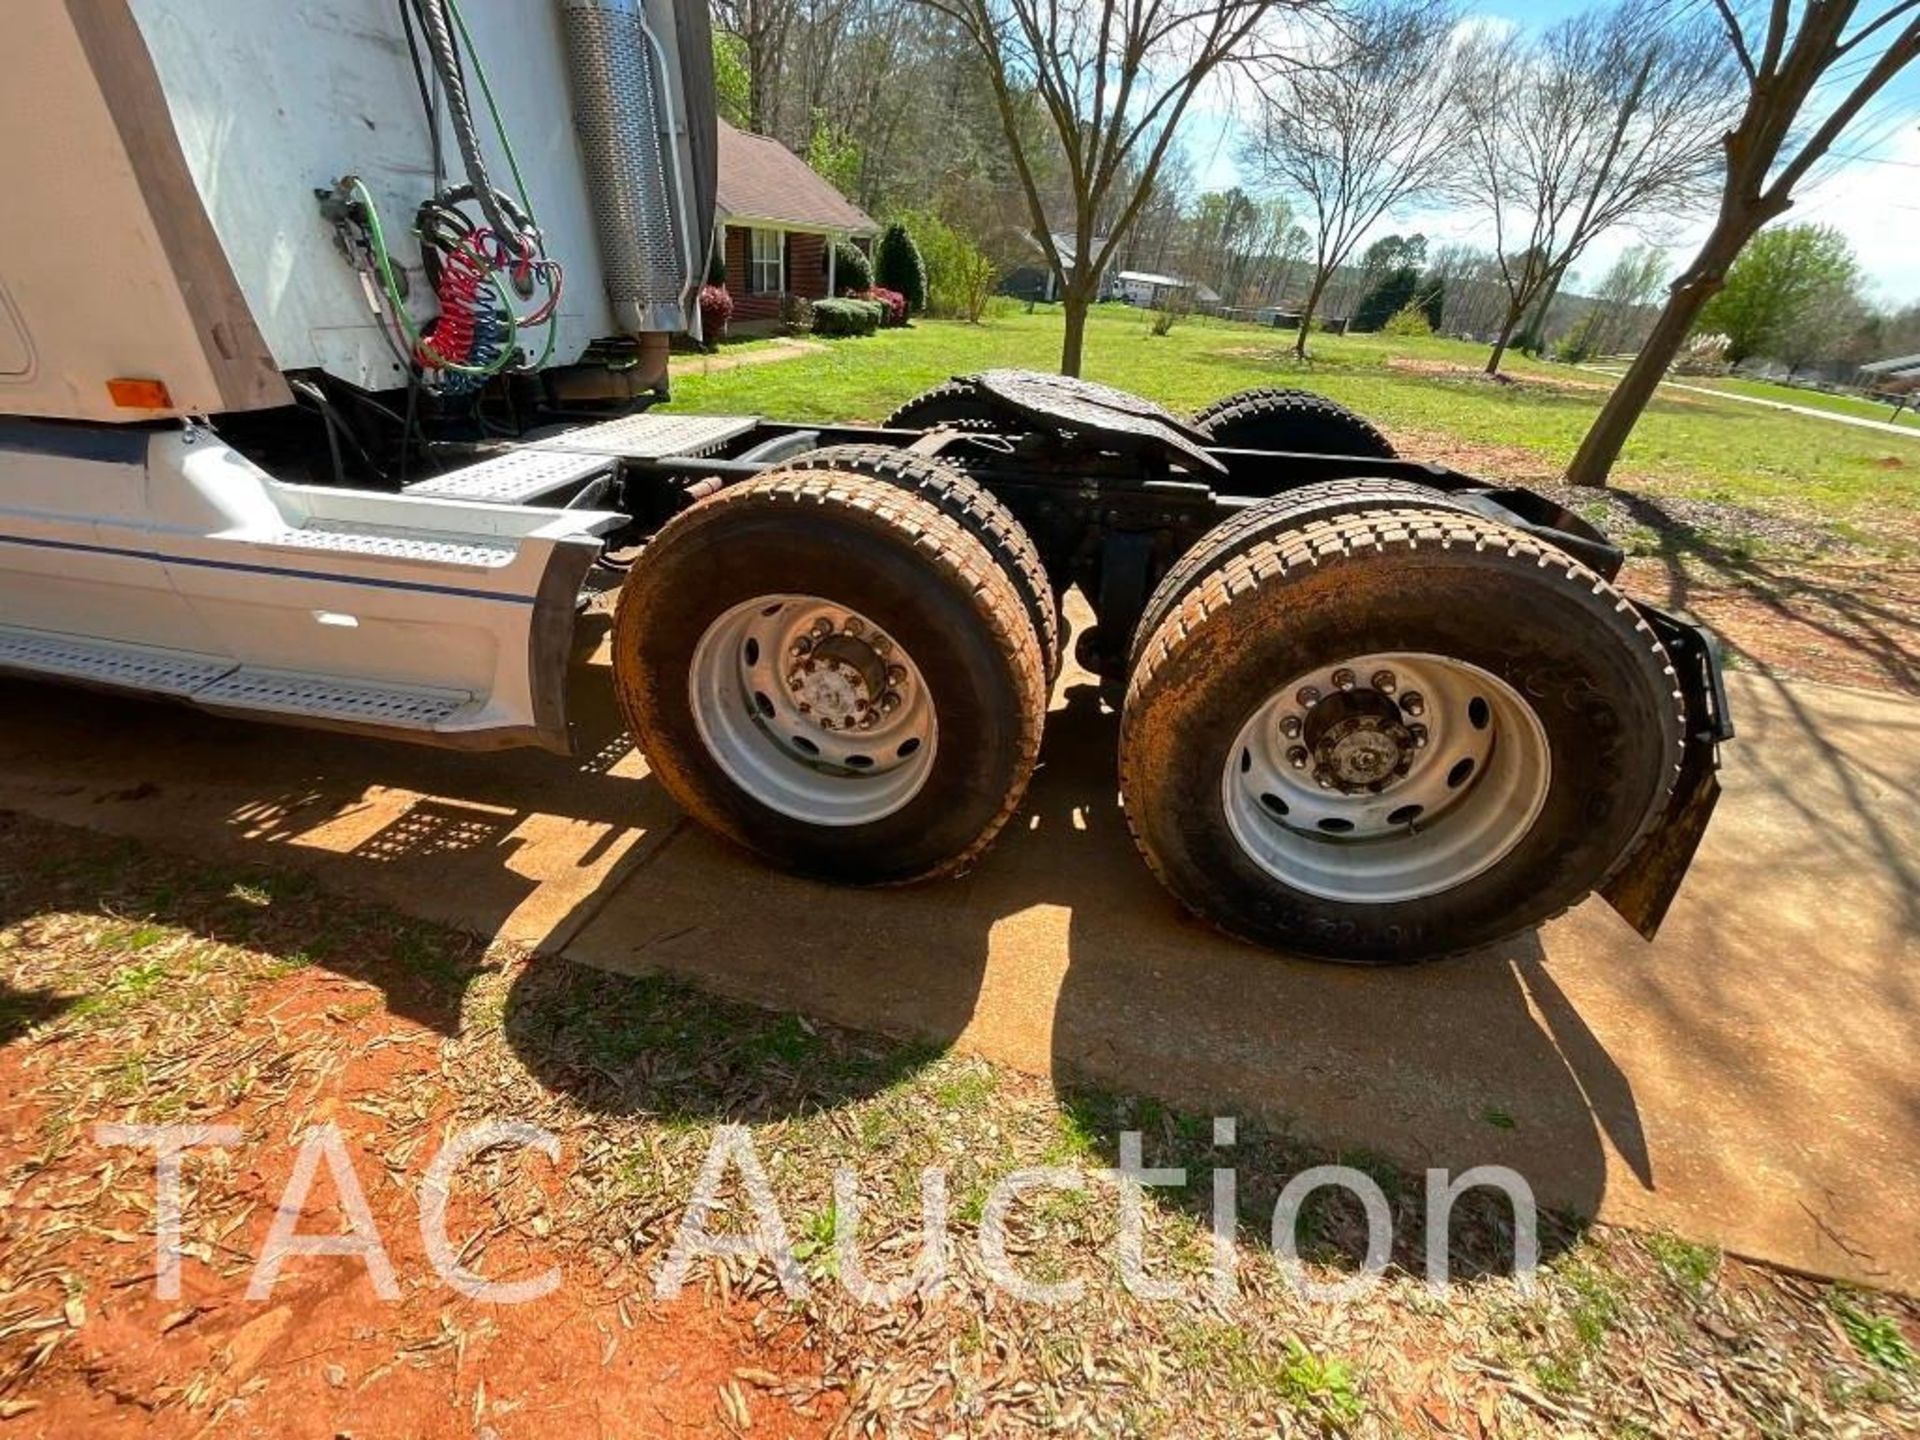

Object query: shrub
[812,297,881,337]
[696,284,732,347]
[779,293,814,335]
[1555,310,1601,363]
[873,223,928,313]
[1672,332,1731,376]
[1353,265,1421,332]
[857,286,908,326]
[831,239,873,295]
[1381,301,1432,337]
[895,210,999,322]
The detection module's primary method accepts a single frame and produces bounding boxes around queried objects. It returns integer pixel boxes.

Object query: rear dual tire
[613,467,1046,884]
[1121,506,1684,963]
[1129,476,1475,667]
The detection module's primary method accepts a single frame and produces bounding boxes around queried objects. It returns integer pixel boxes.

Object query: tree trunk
[1486,281,1539,376]
[1484,332,1512,377]
[1523,271,1565,354]
[1060,287,1090,377]
[1565,231,1747,486]
[1294,269,1332,360]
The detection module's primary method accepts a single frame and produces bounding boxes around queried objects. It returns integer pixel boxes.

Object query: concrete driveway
[0,613,1913,1292]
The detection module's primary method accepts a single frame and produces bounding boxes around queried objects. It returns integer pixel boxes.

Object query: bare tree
[922,0,1298,374]
[1458,1,1740,377]
[1240,0,1460,358]
[1585,245,1670,356]
[1118,148,1196,275]
[1567,0,1920,486]
[710,0,797,134]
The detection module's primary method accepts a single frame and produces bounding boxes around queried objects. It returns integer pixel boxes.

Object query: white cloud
[1783,128,1920,307]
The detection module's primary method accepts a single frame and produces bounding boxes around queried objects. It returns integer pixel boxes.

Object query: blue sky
[1186,1,1920,304]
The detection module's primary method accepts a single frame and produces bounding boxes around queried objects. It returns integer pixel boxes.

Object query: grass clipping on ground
[0,810,1914,1437]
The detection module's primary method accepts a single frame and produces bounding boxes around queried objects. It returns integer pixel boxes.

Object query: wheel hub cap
[1305,690,1414,791]
[1221,653,1552,903]
[789,630,905,731]
[690,596,937,826]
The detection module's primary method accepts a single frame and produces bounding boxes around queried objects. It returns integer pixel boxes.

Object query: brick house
[716,121,879,332]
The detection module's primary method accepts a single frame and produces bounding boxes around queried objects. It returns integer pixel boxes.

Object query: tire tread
[1191,387,1397,458]
[614,468,1046,882]
[1121,507,1686,961]
[1130,476,1474,666]
[783,444,1062,681]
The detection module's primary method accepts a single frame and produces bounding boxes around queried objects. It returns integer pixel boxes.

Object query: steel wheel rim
[690,594,938,826]
[1221,653,1550,903]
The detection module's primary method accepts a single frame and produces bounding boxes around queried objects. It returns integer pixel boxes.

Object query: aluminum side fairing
[0,423,618,751]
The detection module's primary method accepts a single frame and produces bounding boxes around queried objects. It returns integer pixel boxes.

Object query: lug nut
[1287,746,1309,769]
[881,691,902,712]
[791,638,812,657]
[1409,724,1429,748]
[1296,685,1321,709]
[1371,669,1396,693]
[1400,691,1425,717]
[859,713,878,729]
[886,664,907,686]
[811,618,833,638]
[844,617,864,636]
[1314,771,1335,790]
[872,634,891,654]
[1279,715,1302,739]
[1332,668,1355,690]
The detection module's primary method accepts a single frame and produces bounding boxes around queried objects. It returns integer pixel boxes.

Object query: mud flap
[1600,605,1734,939]
[526,532,607,753]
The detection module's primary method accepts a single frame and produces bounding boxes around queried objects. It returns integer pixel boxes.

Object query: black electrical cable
[291,378,388,486]
[291,379,347,486]
[407,0,520,246]
[399,373,420,487]
[397,0,442,187]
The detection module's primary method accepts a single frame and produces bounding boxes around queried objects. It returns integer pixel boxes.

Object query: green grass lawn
[666,305,1920,548]
[1688,374,1920,430]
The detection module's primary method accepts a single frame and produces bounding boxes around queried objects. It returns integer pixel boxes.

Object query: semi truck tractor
[0,0,1730,962]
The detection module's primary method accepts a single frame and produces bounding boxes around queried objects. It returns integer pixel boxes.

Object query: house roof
[715,122,878,234]
[1859,352,1920,374]
[1024,231,1113,271]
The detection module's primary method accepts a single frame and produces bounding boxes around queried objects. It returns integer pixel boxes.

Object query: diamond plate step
[0,625,235,697]
[541,411,759,458]
[402,414,760,506]
[258,522,517,568]
[196,670,472,728]
[403,448,613,504]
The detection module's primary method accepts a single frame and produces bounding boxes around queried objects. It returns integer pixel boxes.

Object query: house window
[749,228,783,295]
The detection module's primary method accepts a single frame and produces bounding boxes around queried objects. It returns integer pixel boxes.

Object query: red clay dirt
[0,965,835,1440]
